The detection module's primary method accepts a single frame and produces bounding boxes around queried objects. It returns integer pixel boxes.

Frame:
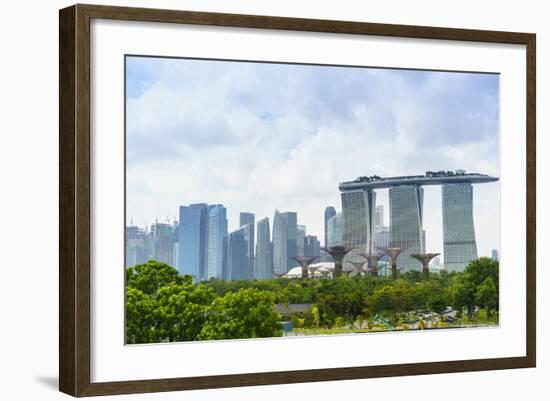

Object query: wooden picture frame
[59,3,536,397]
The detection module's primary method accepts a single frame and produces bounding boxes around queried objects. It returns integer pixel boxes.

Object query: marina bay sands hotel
[338,170,499,272]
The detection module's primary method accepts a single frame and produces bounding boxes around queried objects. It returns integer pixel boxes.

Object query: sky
[125,56,500,258]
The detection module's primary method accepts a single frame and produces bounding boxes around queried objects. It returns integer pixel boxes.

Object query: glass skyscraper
[239,212,255,274]
[255,217,272,279]
[283,211,298,269]
[178,203,208,280]
[272,210,287,275]
[125,225,148,267]
[207,204,228,279]
[151,222,175,267]
[389,185,424,271]
[327,212,343,247]
[324,206,336,248]
[227,226,252,280]
[442,183,478,271]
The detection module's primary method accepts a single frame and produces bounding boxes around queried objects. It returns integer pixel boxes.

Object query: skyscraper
[304,235,321,258]
[389,185,424,271]
[227,226,252,280]
[327,213,343,247]
[272,210,287,275]
[125,225,148,267]
[239,212,255,273]
[297,225,306,257]
[283,212,298,269]
[151,222,175,266]
[341,189,376,270]
[255,217,272,279]
[178,203,208,280]
[341,189,376,254]
[442,183,478,271]
[324,206,336,248]
[207,204,228,279]
[375,205,384,227]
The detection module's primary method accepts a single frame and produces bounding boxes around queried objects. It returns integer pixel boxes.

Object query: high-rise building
[374,225,390,256]
[389,185,424,271]
[150,222,175,266]
[255,217,272,279]
[272,210,287,275]
[125,225,148,267]
[239,212,255,273]
[207,205,228,279]
[341,189,376,254]
[327,213,343,247]
[283,212,298,269]
[491,249,499,261]
[304,235,321,258]
[178,203,208,280]
[324,206,336,248]
[442,183,478,271]
[375,205,384,228]
[297,225,306,257]
[227,226,252,280]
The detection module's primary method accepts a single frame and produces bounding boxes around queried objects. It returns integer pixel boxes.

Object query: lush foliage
[125,261,282,344]
[126,258,499,343]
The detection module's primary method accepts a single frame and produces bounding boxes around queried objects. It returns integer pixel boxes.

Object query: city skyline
[126,56,500,259]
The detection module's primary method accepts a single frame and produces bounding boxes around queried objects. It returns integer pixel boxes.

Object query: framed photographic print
[59,4,536,397]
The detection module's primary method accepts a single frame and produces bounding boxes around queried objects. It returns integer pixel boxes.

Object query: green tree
[476,277,498,315]
[125,287,159,344]
[126,260,187,295]
[199,288,282,340]
[155,282,216,342]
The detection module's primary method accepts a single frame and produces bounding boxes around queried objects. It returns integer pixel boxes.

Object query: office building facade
[255,217,272,279]
[239,212,255,273]
[207,204,228,279]
[442,183,478,271]
[389,185,424,271]
[178,203,208,280]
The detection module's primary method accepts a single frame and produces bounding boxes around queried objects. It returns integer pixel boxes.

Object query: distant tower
[239,212,255,274]
[297,225,306,257]
[272,210,287,275]
[442,183,478,272]
[327,213,343,247]
[227,226,252,280]
[150,222,175,266]
[178,204,209,281]
[304,235,321,258]
[491,249,499,261]
[389,185,424,272]
[255,217,272,279]
[207,205,228,279]
[324,206,336,248]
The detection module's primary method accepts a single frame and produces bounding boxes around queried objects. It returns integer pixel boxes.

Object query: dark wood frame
[59,3,536,397]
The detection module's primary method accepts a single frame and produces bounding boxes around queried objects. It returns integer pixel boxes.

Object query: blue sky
[126,56,500,258]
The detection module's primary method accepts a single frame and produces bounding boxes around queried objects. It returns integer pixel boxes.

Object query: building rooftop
[339,170,499,190]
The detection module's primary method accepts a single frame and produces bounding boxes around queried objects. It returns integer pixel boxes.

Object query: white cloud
[126,57,500,257]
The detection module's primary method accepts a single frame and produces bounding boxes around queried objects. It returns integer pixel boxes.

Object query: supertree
[377,247,404,279]
[349,260,367,277]
[410,253,440,279]
[358,253,381,276]
[290,256,319,278]
[320,246,355,277]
